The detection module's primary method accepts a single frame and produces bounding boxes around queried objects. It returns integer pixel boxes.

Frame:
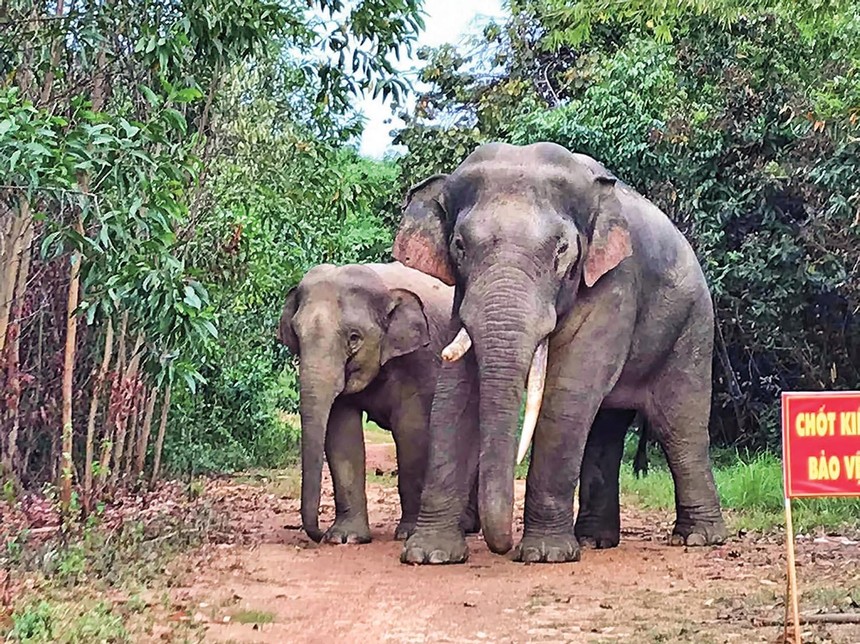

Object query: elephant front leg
[514,397,593,563]
[401,355,479,564]
[323,402,371,544]
[515,319,633,564]
[575,409,635,549]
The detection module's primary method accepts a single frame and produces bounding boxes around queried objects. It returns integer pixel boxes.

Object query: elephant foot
[670,513,727,547]
[513,532,581,564]
[574,524,620,550]
[400,527,468,565]
[394,519,416,541]
[322,517,372,545]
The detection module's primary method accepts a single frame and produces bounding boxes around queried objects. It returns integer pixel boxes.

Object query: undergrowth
[619,438,860,534]
[1,483,225,642]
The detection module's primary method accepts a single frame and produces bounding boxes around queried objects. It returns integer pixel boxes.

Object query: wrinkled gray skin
[392,142,726,564]
[278,262,480,544]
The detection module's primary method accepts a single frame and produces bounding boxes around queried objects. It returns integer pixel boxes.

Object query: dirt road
[166,438,860,643]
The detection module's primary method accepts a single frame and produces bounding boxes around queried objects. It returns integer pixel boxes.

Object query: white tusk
[441,327,472,362]
[516,338,549,465]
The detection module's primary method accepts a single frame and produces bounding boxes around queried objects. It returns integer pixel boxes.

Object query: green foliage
[619,448,860,533]
[1,0,423,484]
[163,43,403,473]
[7,599,129,643]
[394,2,860,449]
[7,602,54,642]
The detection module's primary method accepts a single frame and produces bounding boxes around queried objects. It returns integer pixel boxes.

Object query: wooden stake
[784,497,801,644]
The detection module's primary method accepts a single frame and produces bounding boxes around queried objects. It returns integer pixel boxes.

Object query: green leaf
[201,320,218,338]
[173,87,203,103]
[183,371,197,395]
[163,108,188,133]
[119,118,141,138]
[140,85,160,106]
[183,285,202,309]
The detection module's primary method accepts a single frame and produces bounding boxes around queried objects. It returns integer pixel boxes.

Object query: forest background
[1,0,858,512]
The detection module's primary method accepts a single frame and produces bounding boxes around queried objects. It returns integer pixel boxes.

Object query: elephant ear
[392,174,456,286]
[583,174,633,288]
[381,288,431,365]
[277,286,300,354]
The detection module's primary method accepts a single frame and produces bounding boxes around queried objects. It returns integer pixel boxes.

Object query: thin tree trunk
[2,207,34,486]
[38,0,65,106]
[84,319,113,506]
[109,333,143,491]
[96,312,127,495]
[0,199,31,354]
[150,384,171,486]
[59,216,84,514]
[120,379,143,481]
[134,386,156,480]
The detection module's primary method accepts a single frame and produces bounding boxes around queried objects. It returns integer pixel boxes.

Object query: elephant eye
[557,241,569,256]
[347,331,362,349]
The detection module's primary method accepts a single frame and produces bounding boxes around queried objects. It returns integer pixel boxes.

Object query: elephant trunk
[298,349,345,542]
[462,269,551,554]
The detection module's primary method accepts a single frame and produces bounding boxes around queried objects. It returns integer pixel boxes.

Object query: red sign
[782,391,860,498]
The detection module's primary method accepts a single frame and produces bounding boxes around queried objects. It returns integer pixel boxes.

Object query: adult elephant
[392,142,726,564]
[278,262,480,545]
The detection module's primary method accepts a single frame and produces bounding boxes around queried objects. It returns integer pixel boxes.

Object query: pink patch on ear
[584,225,633,287]
[393,229,456,286]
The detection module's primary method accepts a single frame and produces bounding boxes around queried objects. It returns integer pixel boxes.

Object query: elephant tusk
[441,327,472,362]
[516,338,549,465]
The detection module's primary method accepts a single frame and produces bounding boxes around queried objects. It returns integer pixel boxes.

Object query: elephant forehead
[292,292,342,333]
[447,163,590,219]
[457,197,548,241]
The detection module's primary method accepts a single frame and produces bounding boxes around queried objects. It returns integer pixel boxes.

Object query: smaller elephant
[278,261,479,544]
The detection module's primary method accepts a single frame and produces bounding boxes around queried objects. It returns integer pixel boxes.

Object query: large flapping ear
[584,174,633,288]
[381,288,431,365]
[392,174,456,286]
[277,286,300,354]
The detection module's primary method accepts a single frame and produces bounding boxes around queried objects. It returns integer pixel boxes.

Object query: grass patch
[363,416,392,444]
[6,598,129,643]
[231,609,275,625]
[366,470,397,486]
[619,444,860,533]
[233,469,301,499]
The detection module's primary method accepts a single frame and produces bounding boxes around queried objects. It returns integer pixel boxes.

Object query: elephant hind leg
[647,320,726,547]
[575,408,636,549]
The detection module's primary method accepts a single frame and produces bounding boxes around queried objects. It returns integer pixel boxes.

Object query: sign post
[781,391,860,644]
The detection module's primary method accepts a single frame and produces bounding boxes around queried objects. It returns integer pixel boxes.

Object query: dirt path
[163,437,860,644]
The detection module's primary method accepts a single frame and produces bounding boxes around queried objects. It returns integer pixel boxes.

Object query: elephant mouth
[441,328,548,465]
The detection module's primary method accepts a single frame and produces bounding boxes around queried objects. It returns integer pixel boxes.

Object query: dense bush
[0,0,418,495]
[393,4,860,449]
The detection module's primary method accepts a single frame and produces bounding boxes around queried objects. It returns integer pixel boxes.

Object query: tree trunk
[120,379,143,481]
[59,216,84,515]
[109,333,143,491]
[0,198,31,355]
[96,313,127,495]
[84,319,113,507]
[134,386,157,481]
[2,204,35,487]
[150,384,171,486]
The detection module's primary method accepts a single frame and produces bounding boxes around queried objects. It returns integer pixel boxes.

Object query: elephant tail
[633,415,650,478]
